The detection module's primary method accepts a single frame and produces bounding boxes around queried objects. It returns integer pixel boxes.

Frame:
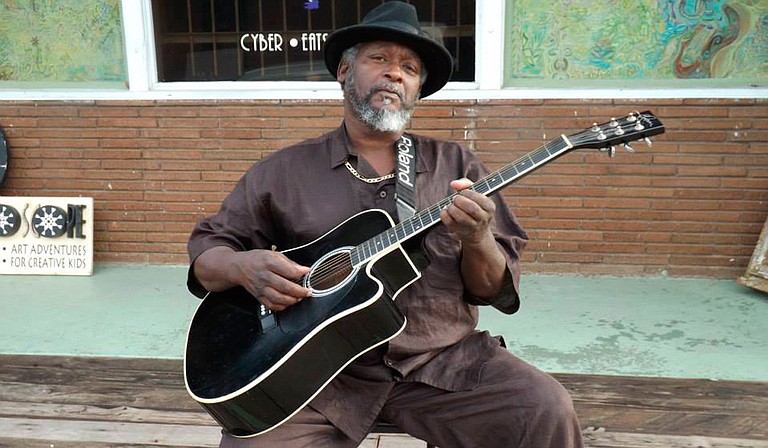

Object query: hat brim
[324,24,453,99]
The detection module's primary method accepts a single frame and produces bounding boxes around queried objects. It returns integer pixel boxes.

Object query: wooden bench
[370,420,435,448]
[0,354,767,448]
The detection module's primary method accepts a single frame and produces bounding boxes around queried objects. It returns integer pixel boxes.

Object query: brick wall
[1,98,766,278]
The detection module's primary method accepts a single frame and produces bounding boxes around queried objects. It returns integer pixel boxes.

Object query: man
[187,2,583,447]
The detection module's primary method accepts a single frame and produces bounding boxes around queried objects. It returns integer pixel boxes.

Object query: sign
[0,197,94,276]
[239,32,328,52]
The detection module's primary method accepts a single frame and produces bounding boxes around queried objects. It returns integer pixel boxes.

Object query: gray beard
[344,72,417,133]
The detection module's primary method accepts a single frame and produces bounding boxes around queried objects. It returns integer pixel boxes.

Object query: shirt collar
[329,125,351,169]
[329,123,427,174]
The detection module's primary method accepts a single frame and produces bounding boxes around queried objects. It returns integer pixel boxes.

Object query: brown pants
[219,347,583,448]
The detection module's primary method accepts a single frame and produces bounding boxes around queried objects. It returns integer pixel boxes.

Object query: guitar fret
[500,164,518,183]
[544,141,561,156]
[403,219,414,235]
[515,157,532,173]
[385,228,395,245]
[530,147,550,164]
[488,175,502,190]
[412,213,423,232]
[474,179,489,196]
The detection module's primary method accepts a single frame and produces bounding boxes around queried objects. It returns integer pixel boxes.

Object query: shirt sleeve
[186,168,276,298]
[461,150,529,314]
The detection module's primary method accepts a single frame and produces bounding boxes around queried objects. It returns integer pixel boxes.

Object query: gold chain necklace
[344,160,396,184]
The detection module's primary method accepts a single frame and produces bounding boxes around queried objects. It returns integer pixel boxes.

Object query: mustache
[366,82,404,102]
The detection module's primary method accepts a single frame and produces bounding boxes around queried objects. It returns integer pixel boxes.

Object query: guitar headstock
[568,111,665,156]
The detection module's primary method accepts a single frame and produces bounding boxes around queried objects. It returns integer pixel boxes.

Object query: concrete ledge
[1,264,766,381]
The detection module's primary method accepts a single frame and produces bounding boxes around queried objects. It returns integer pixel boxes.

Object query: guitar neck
[350,135,574,266]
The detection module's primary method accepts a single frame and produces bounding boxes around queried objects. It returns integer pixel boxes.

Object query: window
[504,0,768,88]
[151,0,475,83]
[0,0,125,85]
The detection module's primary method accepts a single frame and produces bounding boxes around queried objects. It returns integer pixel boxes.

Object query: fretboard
[349,134,573,266]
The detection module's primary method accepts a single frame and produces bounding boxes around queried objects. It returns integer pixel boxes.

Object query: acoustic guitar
[184,111,665,437]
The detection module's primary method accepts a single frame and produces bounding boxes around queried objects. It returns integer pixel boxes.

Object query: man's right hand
[194,246,312,311]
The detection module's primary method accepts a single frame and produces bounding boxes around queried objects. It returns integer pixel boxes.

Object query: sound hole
[307,249,355,294]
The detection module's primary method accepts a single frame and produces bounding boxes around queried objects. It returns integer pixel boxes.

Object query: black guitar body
[184,209,419,437]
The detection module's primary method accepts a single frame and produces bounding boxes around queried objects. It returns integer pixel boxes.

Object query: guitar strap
[395,134,417,221]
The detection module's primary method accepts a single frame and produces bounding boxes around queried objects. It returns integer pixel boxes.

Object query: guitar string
[306,254,352,287]
[310,134,557,286]
[307,116,656,288]
[305,196,454,288]
[301,160,395,288]
[307,160,402,287]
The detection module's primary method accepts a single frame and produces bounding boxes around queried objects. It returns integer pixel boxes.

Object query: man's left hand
[440,178,496,245]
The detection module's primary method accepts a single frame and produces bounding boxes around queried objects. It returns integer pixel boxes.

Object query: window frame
[133,0,488,98]
[1,0,765,100]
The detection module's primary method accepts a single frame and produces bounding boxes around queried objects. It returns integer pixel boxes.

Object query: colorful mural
[0,0,126,83]
[505,0,768,83]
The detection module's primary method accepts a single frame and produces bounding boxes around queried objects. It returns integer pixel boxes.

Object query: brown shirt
[187,124,528,440]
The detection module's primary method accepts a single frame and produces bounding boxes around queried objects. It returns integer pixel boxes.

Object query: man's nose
[383,63,404,82]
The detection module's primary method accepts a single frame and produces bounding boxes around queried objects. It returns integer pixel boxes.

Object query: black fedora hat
[324,1,454,98]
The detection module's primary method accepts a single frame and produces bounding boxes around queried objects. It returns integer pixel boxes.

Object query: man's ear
[337,61,349,84]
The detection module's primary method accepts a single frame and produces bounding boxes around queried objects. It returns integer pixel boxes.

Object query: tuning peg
[600,146,616,157]
[623,142,635,152]
[644,137,653,147]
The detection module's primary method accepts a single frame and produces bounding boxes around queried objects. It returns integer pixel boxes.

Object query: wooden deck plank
[0,441,190,448]
[582,428,768,448]
[0,355,766,448]
[0,423,765,448]
[374,434,430,448]
[0,417,220,446]
[559,372,768,414]
[557,373,768,439]
[0,400,215,426]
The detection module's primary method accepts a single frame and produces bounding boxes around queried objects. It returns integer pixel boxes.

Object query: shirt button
[385,359,394,367]
[379,191,387,198]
